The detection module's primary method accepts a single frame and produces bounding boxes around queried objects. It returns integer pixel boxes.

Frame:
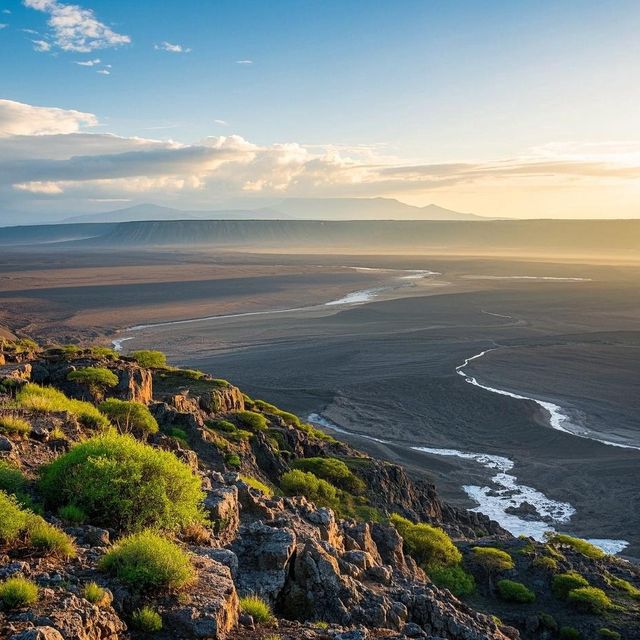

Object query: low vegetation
[16,384,110,430]
[130,350,167,368]
[559,627,581,640]
[131,606,163,632]
[496,579,536,603]
[390,514,461,569]
[99,530,194,590]
[240,595,274,623]
[27,516,76,558]
[0,490,29,542]
[552,571,590,599]
[547,533,606,559]
[98,398,158,435]
[429,564,476,596]
[83,581,107,605]
[567,586,613,613]
[281,469,340,511]
[291,457,365,494]
[58,504,87,524]
[234,410,268,431]
[0,460,28,498]
[470,546,514,572]
[241,475,274,497]
[0,577,39,608]
[0,414,31,435]
[39,432,206,533]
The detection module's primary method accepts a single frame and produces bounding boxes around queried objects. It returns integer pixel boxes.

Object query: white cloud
[2,9,11,13]
[214,119,228,126]
[235,59,253,64]
[0,98,97,136]
[14,181,64,194]
[154,41,191,53]
[22,28,39,34]
[0,23,8,29]
[23,0,130,52]
[75,57,100,66]
[32,38,51,51]
[96,68,109,75]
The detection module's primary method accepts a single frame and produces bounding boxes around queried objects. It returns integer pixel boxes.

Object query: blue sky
[1,0,640,219]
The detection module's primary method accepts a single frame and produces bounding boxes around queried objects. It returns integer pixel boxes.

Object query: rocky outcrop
[163,557,239,639]
[0,362,32,384]
[112,364,152,404]
[205,485,241,546]
[199,385,244,414]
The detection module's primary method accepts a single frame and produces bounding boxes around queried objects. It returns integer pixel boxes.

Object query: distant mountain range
[60,198,487,224]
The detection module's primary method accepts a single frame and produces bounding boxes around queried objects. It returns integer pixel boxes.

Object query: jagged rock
[204,485,240,545]
[197,547,239,578]
[113,364,152,403]
[231,521,296,603]
[10,628,65,640]
[306,507,344,550]
[0,362,32,382]
[343,522,382,565]
[371,523,424,581]
[67,525,110,548]
[163,556,238,639]
[44,593,126,640]
[199,384,245,414]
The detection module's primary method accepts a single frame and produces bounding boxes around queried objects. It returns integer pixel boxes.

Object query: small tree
[67,367,118,401]
[98,399,158,435]
[469,546,514,589]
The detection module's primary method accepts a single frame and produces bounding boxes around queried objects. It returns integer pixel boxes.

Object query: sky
[1,0,640,221]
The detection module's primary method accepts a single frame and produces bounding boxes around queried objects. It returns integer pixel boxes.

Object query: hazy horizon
[2,0,640,223]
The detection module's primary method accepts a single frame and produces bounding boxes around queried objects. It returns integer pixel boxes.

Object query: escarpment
[0,338,638,640]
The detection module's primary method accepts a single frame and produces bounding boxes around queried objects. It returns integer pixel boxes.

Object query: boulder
[204,485,240,545]
[10,628,65,640]
[164,557,238,639]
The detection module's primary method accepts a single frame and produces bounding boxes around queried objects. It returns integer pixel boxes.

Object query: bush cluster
[559,627,581,640]
[234,410,268,431]
[16,384,110,430]
[39,432,206,533]
[280,469,340,510]
[67,367,119,392]
[99,530,194,590]
[27,516,76,558]
[240,595,274,623]
[429,564,476,596]
[0,490,29,542]
[552,572,590,599]
[98,399,158,435]
[567,586,612,613]
[390,514,461,569]
[130,350,167,368]
[132,606,163,631]
[0,461,28,498]
[497,579,536,603]
[0,577,39,608]
[547,533,605,559]
[0,415,31,436]
[292,457,365,494]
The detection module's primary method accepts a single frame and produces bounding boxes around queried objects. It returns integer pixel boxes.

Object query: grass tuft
[239,595,274,623]
[0,577,38,608]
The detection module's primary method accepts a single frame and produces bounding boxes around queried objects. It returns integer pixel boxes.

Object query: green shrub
[390,514,461,569]
[547,533,605,559]
[497,579,536,603]
[87,346,119,360]
[27,516,76,558]
[352,505,384,523]
[83,581,107,604]
[532,555,558,571]
[559,627,581,640]
[552,571,589,599]
[429,564,475,596]
[99,530,194,590]
[58,504,86,524]
[234,410,268,431]
[538,612,558,632]
[598,629,621,640]
[67,367,119,392]
[280,469,340,510]
[132,606,163,632]
[567,586,612,613]
[225,453,241,469]
[607,574,640,599]
[241,475,273,497]
[0,490,29,542]
[208,419,237,433]
[98,399,158,435]
[0,415,31,435]
[16,384,110,429]
[0,576,39,608]
[0,461,28,497]
[39,432,206,533]
[297,421,337,442]
[470,546,514,572]
[130,350,167,368]
[291,457,365,494]
[239,595,274,623]
[167,427,189,444]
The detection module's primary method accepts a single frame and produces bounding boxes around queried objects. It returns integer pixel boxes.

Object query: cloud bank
[2,99,640,217]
